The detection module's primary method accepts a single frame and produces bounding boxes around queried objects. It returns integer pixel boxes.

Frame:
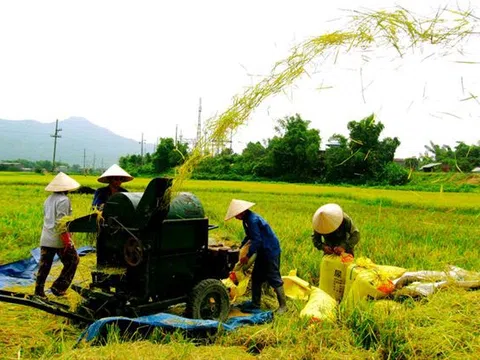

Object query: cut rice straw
[170,7,477,195]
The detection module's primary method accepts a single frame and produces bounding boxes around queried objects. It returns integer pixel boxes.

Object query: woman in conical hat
[35,172,80,298]
[92,164,134,210]
[225,199,287,314]
[311,203,360,256]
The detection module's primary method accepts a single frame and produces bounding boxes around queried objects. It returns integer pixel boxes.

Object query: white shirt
[40,192,72,248]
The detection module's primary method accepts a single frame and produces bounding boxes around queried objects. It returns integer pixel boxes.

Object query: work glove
[333,246,346,255]
[322,245,334,255]
[229,271,238,283]
[239,256,249,265]
[60,232,74,255]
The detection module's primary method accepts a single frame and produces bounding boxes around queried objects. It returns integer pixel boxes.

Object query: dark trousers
[35,246,79,294]
[251,253,283,305]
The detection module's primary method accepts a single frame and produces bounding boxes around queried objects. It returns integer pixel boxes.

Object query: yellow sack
[282,269,312,301]
[342,267,397,311]
[343,257,406,309]
[222,276,251,302]
[300,287,337,323]
[221,241,256,302]
[355,257,407,279]
[319,253,354,302]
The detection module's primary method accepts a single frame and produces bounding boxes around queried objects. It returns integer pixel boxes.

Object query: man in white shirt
[34,172,81,298]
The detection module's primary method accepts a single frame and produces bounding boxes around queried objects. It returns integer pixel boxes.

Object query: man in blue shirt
[225,199,287,313]
[92,164,133,210]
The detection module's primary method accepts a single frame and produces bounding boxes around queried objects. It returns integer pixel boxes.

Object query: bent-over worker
[35,172,80,298]
[92,164,133,210]
[225,199,287,314]
[312,203,360,256]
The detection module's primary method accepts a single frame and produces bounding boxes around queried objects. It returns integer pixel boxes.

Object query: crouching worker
[34,172,80,298]
[312,203,360,256]
[225,199,287,314]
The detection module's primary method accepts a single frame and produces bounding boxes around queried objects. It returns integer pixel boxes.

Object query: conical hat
[97,164,134,184]
[224,199,256,221]
[45,172,81,192]
[312,203,343,234]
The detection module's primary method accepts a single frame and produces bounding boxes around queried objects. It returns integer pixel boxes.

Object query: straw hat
[312,203,344,234]
[45,172,81,192]
[97,164,134,184]
[224,199,256,221]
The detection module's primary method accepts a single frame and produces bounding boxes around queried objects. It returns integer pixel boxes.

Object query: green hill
[0,117,153,166]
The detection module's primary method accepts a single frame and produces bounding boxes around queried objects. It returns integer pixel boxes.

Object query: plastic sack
[342,258,404,311]
[355,257,407,280]
[393,266,480,290]
[343,257,406,304]
[282,269,312,301]
[319,253,354,302]
[222,241,256,301]
[394,281,447,297]
[393,265,480,297]
[300,286,337,323]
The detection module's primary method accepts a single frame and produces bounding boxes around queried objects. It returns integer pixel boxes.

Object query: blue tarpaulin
[1,248,274,342]
[0,246,95,289]
[78,308,273,343]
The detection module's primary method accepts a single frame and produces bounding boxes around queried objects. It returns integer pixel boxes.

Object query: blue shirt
[92,186,128,209]
[241,210,281,259]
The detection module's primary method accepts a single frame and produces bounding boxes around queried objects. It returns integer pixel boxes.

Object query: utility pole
[139,133,146,163]
[83,149,86,176]
[92,153,96,171]
[50,119,62,172]
[175,124,178,146]
[196,97,202,149]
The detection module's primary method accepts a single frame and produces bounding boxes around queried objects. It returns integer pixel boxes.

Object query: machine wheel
[124,236,144,267]
[186,279,230,322]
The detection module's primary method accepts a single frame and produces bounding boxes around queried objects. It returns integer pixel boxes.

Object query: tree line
[120,114,412,185]
[3,113,478,185]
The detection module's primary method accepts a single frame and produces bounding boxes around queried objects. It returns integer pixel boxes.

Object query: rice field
[1,172,479,359]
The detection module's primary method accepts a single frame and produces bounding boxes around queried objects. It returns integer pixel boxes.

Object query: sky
[0,0,479,159]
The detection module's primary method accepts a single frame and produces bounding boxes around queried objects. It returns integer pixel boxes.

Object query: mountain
[0,117,152,167]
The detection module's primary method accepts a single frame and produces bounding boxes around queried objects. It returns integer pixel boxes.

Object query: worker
[225,199,287,314]
[34,172,81,298]
[92,164,133,210]
[312,203,360,256]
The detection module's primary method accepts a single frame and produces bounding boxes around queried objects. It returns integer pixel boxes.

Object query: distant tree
[324,114,404,183]
[237,141,267,175]
[324,134,352,182]
[119,154,143,176]
[267,114,321,180]
[152,138,189,174]
[404,157,419,170]
[422,140,480,172]
[34,160,53,173]
[453,141,480,171]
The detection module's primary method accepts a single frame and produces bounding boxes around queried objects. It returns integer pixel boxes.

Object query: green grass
[0,172,479,359]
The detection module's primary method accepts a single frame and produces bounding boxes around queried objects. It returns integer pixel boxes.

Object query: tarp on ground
[0,246,95,289]
[78,308,273,343]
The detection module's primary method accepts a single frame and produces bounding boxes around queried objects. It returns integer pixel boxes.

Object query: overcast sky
[0,0,479,159]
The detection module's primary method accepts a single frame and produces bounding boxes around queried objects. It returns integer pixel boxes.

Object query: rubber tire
[186,279,230,322]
